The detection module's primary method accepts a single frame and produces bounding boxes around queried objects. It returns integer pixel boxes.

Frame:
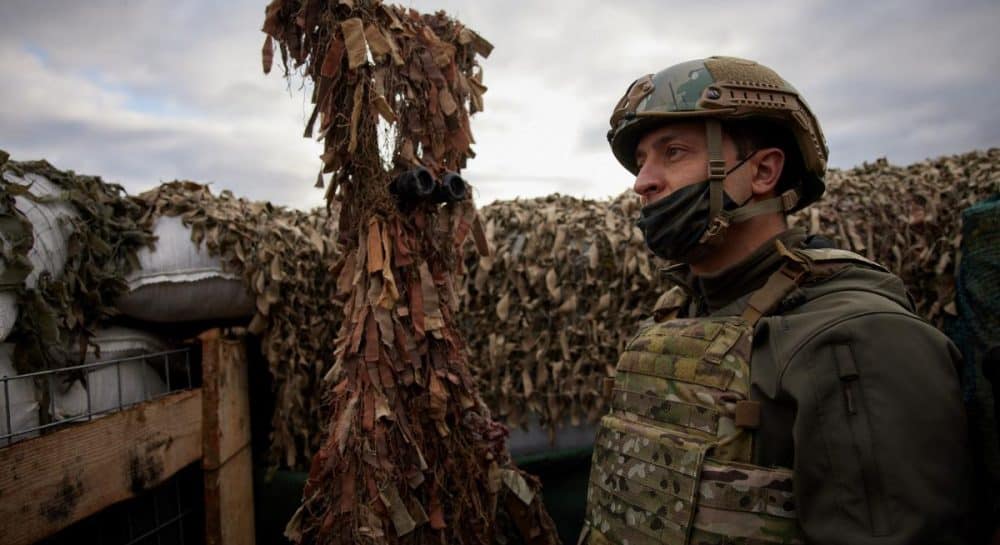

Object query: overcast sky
[1,0,998,209]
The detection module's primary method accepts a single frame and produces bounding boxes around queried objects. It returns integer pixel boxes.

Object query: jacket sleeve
[778,311,972,545]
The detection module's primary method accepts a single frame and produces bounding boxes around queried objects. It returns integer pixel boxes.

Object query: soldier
[580,57,973,545]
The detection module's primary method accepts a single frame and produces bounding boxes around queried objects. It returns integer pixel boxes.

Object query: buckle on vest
[780,189,800,211]
[778,261,807,284]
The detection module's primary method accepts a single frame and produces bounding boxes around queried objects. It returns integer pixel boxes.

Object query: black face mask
[635,155,755,263]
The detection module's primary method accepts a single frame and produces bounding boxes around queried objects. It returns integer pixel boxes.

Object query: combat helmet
[609,56,828,242]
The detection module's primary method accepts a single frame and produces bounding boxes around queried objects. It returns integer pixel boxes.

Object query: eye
[664,146,684,160]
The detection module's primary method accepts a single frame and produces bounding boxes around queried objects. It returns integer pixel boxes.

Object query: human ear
[750,147,784,196]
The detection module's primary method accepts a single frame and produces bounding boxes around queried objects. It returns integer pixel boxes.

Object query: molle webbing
[609,389,721,435]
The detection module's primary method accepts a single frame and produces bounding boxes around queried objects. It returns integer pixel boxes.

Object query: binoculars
[390,167,468,204]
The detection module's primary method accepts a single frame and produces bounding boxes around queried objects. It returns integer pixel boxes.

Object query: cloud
[0,0,997,209]
[0,1,330,208]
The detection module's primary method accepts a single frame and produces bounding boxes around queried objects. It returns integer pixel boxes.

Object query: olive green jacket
[678,247,973,544]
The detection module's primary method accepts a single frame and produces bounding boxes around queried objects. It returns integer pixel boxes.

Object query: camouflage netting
[135,181,338,468]
[456,148,1000,436]
[0,151,155,374]
[455,193,657,437]
[794,149,1000,325]
[262,0,559,544]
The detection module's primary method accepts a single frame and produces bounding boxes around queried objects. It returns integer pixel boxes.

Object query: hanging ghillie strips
[262,1,559,544]
[135,181,338,468]
[0,153,155,373]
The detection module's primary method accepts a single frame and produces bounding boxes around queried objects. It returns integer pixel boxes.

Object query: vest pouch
[690,459,803,544]
[587,415,804,545]
[588,414,708,545]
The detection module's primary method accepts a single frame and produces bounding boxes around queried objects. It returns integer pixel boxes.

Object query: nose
[633,161,665,203]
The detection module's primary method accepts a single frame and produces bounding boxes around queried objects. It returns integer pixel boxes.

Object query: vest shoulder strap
[741,260,806,325]
[740,242,889,324]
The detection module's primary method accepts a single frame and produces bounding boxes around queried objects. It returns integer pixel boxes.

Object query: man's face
[632,120,744,207]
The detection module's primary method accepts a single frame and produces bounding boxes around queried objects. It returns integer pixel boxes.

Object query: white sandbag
[117,215,255,322]
[0,344,39,443]
[0,231,18,341]
[2,171,77,287]
[52,326,168,419]
[0,292,16,343]
[0,171,77,341]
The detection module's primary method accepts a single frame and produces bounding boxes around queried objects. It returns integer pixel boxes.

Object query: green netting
[954,195,1000,398]
[951,194,1000,536]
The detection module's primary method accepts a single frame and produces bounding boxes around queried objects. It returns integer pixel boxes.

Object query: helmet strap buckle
[780,189,800,211]
[699,215,730,245]
[708,158,726,180]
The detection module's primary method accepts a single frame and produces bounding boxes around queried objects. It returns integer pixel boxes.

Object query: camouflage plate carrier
[581,244,887,545]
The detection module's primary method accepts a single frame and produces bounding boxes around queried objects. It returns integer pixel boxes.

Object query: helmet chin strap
[705,118,727,225]
[700,118,801,245]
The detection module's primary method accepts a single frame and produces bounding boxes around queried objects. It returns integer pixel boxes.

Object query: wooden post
[200,329,256,545]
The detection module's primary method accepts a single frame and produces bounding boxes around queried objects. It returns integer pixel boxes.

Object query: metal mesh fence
[1,347,195,446]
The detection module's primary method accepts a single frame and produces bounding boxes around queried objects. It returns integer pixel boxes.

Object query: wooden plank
[201,329,256,545]
[0,389,203,545]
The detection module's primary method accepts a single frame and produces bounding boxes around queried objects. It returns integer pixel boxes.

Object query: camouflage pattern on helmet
[608,56,829,212]
[584,316,804,544]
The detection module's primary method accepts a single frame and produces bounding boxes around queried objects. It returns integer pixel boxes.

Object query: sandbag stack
[134,181,338,468]
[0,344,38,444]
[0,153,340,452]
[0,153,161,442]
[52,326,169,420]
[118,215,256,322]
[0,154,155,372]
[0,169,77,341]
